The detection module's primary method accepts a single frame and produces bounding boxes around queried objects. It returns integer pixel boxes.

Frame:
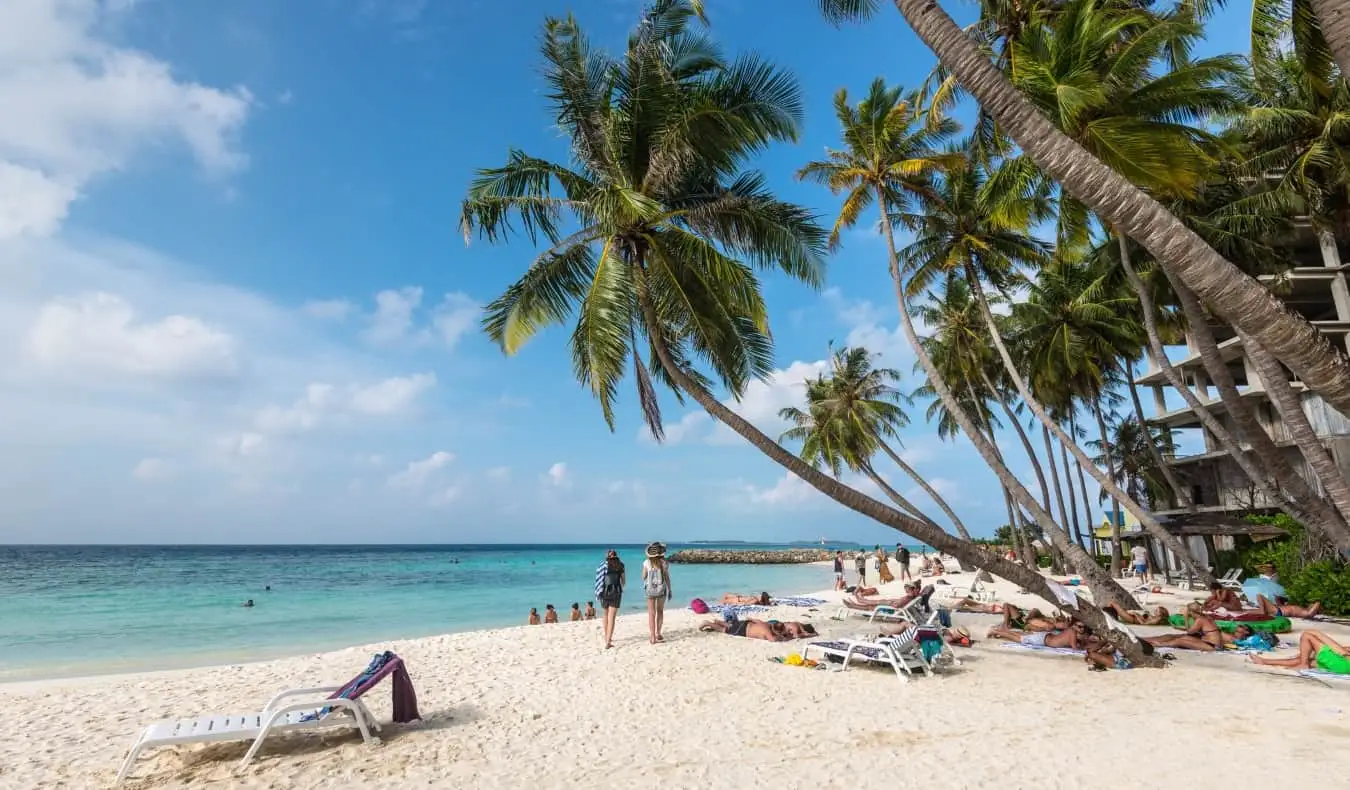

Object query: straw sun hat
[646,542,667,558]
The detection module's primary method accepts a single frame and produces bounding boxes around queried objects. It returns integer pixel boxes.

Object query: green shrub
[1285,561,1350,615]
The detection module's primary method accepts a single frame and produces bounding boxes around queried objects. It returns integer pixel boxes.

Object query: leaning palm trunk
[860,461,943,530]
[875,439,979,574]
[881,0,1350,426]
[963,261,1215,585]
[1309,0,1350,79]
[639,303,1160,665]
[1072,416,1097,553]
[1093,397,1127,578]
[1168,275,1350,553]
[979,369,1056,516]
[1122,256,1343,535]
[1042,424,1075,549]
[876,207,1137,608]
[1060,435,1087,550]
[1241,334,1350,533]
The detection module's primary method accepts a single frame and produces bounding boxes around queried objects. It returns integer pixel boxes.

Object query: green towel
[1167,614,1292,634]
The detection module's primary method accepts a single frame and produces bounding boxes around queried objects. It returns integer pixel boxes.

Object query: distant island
[668,548,833,564]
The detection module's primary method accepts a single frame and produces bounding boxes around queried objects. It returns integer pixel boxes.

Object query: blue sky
[0,0,1251,544]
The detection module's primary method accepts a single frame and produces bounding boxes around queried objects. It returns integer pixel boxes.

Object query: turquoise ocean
[0,544,863,682]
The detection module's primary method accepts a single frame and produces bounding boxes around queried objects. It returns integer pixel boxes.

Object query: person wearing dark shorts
[726,620,749,637]
[595,550,626,649]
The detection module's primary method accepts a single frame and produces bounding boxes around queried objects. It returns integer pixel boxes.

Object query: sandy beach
[3,563,1348,790]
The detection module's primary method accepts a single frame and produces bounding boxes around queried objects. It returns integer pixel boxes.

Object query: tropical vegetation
[464,0,1350,666]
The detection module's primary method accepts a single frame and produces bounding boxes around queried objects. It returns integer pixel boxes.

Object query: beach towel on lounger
[302,651,420,724]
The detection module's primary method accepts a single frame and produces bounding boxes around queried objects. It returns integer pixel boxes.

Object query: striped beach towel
[1299,669,1350,684]
[594,563,606,600]
[706,603,770,618]
[770,596,825,607]
[999,642,1086,656]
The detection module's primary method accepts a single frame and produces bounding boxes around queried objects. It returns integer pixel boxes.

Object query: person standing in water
[642,542,673,644]
[595,550,625,649]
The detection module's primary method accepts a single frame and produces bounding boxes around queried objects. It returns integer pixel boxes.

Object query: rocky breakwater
[667,548,833,564]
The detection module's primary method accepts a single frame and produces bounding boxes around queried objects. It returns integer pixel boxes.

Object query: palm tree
[814,0,1350,431]
[1306,0,1350,79]
[779,345,979,545]
[1088,411,1177,510]
[460,2,1165,657]
[798,77,1144,613]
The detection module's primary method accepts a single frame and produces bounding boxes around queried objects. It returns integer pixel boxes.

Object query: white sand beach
[3,564,1348,790]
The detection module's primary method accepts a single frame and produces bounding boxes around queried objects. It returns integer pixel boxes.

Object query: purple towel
[313,651,421,724]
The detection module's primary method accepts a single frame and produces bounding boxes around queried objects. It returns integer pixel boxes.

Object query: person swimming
[242,599,254,608]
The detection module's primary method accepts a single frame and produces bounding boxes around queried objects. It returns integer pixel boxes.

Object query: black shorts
[599,595,621,610]
[726,620,749,637]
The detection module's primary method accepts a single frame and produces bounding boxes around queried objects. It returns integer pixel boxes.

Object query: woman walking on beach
[595,550,625,649]
[642,542,673,644]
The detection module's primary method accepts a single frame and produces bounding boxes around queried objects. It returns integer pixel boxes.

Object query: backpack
[600,566,623,600]
[690,597,709,614]
[644,561,667,597]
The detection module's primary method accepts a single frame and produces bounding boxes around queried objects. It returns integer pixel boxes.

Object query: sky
[0,0,1253,545]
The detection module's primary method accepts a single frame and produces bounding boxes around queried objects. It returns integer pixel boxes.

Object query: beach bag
[690,597,709,614]
[600,568,623,600]
[644,561,667,597]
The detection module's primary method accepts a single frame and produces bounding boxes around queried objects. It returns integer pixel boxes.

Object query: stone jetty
[667,548,833,564]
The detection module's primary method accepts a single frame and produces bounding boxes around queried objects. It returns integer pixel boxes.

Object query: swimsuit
[726,620,749,638]
[1021,632,1049,647]
[1316,644,1350,675]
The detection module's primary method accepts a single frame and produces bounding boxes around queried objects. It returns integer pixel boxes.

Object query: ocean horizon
[0,542,921,683]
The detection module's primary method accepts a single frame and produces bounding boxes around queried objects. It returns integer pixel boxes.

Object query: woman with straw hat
[642,542,673,644]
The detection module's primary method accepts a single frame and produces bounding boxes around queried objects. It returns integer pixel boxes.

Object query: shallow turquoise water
[0,544,847,681]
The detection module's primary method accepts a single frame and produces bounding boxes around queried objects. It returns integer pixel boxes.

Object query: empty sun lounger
[1298,669,1350,686]
[802,638,932,682]
[115,651,419,786]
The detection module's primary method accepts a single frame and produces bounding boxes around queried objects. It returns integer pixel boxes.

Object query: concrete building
[1135,231,1350,527]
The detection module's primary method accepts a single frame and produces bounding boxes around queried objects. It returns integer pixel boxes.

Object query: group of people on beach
[528,602,596,624]
[832,545,953,592]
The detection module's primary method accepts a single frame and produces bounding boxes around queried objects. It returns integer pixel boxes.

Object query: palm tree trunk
[1241,333,1350,532]
[1093,397,1126,578]
[1309,0,1350,79]
[873,205,1137,608]
[1000,486,1029,565]
[638,308,1159,665]
[1060,434,1087,550]
[874,438,982,576]
[978,368,1056,516]
[962,260,1215,585]
[884,0,1350,425]
[1043,423,1073,543]
[1071,414,1098,554]
[1117,236,1189,511]
[859,461,942,530]
[1121,255,1340,533]
[1168,275,1350,553]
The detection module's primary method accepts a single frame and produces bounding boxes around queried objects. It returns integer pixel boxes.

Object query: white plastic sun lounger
[802,638,931,682]
[115,686,381,786]
[1217,568,1244,590]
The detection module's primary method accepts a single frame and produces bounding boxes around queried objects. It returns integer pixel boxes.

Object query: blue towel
[769,596,825,607]
[593,563,606,600]
[707,603,769,618]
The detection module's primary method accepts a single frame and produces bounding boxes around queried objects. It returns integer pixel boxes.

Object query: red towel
[390,659,420,724]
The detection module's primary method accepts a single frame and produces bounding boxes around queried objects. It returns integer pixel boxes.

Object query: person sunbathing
[700,618,790,642]
[953,599,1007,614]
[987,621,1085,650]
[778,621,818,639]
[721,592,772,605]
[1200,583,1246,613]
[1251,629,1350,674]
[1101,602,1171,626]
[1146,604,1223,651]
[1252,594,1322,619]
[999,605,1063,632]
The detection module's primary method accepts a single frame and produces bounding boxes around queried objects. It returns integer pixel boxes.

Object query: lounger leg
[240,718,280,767]
[114,736,147,788]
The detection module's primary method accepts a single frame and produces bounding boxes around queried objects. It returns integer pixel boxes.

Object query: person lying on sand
[778,622,818,639]
[721,592,772,605]
[1252,594,1322,619]
[1252,630,1350,674]
[987,621,1085,650]
[1084,634,1157,671]
[1201,583,1246,613]
[999,605,1064,632]
[1101,602,1171,626]
[700,618,793,642]
[1145,604,1223,651]
[953,599,1007,614]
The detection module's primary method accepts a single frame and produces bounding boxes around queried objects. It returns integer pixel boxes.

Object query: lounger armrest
[266,696,369,723]
[263,686,343,712]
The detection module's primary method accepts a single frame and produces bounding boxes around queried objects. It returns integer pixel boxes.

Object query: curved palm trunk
[1168,276,1350,553]
[978,368,1055,516]
[859,461,941,530]
[639,317,1160,666]
[1060,435,1087,550]
[1121,255,1339,534]
[875,438,981,575]
[874,207,1137,608]
[885,0,1350,427]
[1072,418,1097,554]
[1241,333,1350,533]
[1093,397,1126,578]
[1042,424,1073,544]
[963,261,1215,584]
[1309,0,1350,79]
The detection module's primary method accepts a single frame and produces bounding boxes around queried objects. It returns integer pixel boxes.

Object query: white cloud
[0,0,253,238]
[544,461,570,488]
[219,431,265,458]
[131,457,170,480]
[301,299,355,321]
[388,450,454,488]
[485,466,511,481]
[359,287,479,349]
[252,374,435,434]
[349,373,436,415]
[25,292,237,379]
